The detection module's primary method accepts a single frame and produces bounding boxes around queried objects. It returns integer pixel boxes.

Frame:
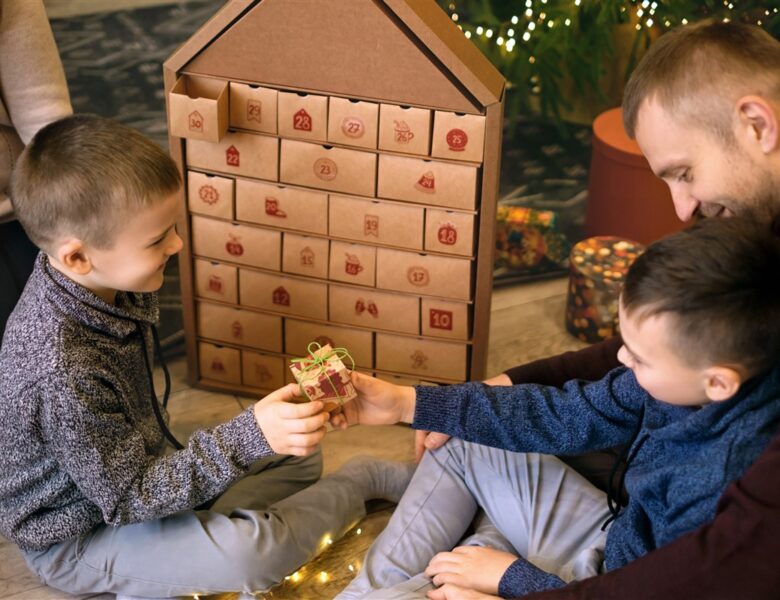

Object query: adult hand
[253,383,328,456]
[329,372,416,430]
[415,429,451,462]
[427,583,501,600]
[425,546,518,594]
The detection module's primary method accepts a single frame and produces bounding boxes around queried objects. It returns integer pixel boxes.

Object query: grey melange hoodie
[0,254,273,551]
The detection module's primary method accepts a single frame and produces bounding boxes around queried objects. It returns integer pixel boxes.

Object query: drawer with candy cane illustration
[196,301,282,352]
[239,269,327,321]
[190,215,280,270]
[328,284,419,334]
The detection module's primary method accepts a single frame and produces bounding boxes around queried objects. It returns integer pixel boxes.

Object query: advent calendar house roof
[164,0,504,115]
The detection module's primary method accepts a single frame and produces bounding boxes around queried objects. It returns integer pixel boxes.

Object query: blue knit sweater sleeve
[413,367,645,455]
[498,557,566,597]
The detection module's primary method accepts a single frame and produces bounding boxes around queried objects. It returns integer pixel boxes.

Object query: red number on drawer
[429,309,453,331]
[294,109,312,131]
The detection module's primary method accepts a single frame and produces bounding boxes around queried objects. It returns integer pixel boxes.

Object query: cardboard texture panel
[239,269,327,320]
[329,285,419,334]
[378,104,431,156]
[420,297,470,340]
[424,208,475,256]
[376,247,472,300]
[329,194,423,250]
[242,350,286,390]
[328,240,377,287]
[194,259,238,304]
[277,91,329,142]
[377,154,478,210]
[198,342,241,384]
[327,97,379,149]
[187,171,234,219]
[375,333,467,380]
[197,301,283,352]
[169,75,228,143]
[280,139,376,197]
[236,179,328,234]
[284,319,373,368]
[431,110,486,162]
[187,131,279,181]
[191,215,281,270]
[229,82,278,134]
[282,233,330,279]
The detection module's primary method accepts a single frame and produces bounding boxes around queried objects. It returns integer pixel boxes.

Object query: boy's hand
[427,584,500,600]
[425,546,518,595]
[253,383,328,456]
[328,372,416,429]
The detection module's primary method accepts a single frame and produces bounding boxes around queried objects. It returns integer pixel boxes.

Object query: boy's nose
[168,232,184,255]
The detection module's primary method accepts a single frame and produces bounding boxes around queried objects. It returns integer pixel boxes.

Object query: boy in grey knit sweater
[0,115,412,598]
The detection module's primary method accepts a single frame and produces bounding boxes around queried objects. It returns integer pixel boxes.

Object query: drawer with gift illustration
[284,319,373,369]
[168,75,228,143]
[420,298,470,341]
[187,171,234,219]
[375,333,467,381]
[377,154,478,210]
[190,216,281,270]
[242,350,286,390]
[378,103,431,156]
[329,285,419,335]
[282,233,330,279]
[229,82,278,135]
[235,179,328,235]
[431,111,486,163]
[375,247,472,300]
[328,194,423,250]
[278,91,328,142]
[328,240,376,287]
[327,97,379,150]
[194,259,238,304]
[196,301,282,352]
[187,131,279,181]
[198,342,241,384]
[239,269,327,321]
[280,139,376,197]
[424,208,475,256]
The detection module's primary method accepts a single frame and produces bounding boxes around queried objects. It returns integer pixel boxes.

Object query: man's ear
[703,366,743,403]
[736,95,779,154]
[55,239,92,276]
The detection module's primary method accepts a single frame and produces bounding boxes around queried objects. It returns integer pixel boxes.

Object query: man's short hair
[622,217,780,375]
[11,114,181,251]
[622,20,780,141]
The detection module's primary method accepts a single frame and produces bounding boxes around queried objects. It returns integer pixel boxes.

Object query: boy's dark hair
[10,114,181,251]
[622,217,780,374]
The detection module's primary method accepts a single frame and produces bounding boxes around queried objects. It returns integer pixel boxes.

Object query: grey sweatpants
[337,439,611,599]
[22,449,367,598]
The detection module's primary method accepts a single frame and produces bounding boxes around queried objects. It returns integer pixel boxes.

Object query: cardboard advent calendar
[164,0,505,395]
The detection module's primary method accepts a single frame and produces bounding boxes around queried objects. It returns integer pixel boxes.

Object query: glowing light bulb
[682,18,688,24]
[476,26,484,35]
[452,13,459,21]
[465,30,472,38]
[496,36,504,45]
[291,571,302,583]
[356,528,362,535]
[548,20,554,27]
[485,29,494,38]
[511,15,519,24]
[528,21,536,30]
[565,17,571,26]
[522,31,531,41]
[508,28,515,36]
[319,571,329,583]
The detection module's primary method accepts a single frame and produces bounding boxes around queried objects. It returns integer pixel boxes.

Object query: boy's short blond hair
[10,114,181,251]
[622,20,780,142]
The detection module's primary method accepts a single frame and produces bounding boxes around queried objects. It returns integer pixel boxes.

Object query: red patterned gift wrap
[289,343,357,411]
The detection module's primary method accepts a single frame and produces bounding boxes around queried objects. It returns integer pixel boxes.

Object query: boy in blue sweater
[334,217,780,599]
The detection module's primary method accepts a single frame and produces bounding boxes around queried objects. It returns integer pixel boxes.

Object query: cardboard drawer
[187,131,278,181]
[229,82,278,135]
[327,97,379,149]
[328,240,376,287]
[377,154,478,210]
[197,301,282,352]
[424,208,475,256]
[187,171,234,219]
[282,233,330,279]
[285,319,373,368]
[278,91,328,142]
[194,259,238,304]
[378,104,431,156]
[239,269,327,320]
[376,248,472,300]
[280,139,376,197]
[420,298,470,340]
[329,285,419,334]
[198,342,241,384]
[329,195,423,250]
[191,215,281,270]
[168,75,228,143]
[376,333,467,381]
[431,111,486,163]
[242,350,286,390]
[235,179,328,235]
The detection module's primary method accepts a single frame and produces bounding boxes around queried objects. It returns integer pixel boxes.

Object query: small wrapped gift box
[289,343,357,411]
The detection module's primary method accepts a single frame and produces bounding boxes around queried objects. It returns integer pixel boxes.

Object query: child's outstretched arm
[329,371,417,429]
[253,383,329,456]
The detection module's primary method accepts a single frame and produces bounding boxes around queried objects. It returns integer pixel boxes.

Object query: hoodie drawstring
[140,323,183,450]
